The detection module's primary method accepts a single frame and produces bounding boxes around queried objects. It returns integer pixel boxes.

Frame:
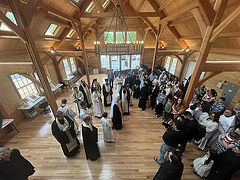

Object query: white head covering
[110,92,120,118]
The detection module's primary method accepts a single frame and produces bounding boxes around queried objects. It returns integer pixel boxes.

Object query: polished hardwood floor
[1,74,204,180]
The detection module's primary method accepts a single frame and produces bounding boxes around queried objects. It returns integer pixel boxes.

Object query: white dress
[72,91,84,116]
[100,117,114,142]
[58,105,79,134]
[193,154,214,177]
[92,91,104,117]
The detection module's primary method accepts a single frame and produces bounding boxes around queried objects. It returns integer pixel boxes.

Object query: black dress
[79,84,91,107]
[133,79,141,99]
[138,86,148,110]
[112,104,123,130]
[153,161,184,180]
[102,84,112,107]
[0,149,35,180]
[150,86,159,108]
[82,125,100,161]
[51,116,80,157]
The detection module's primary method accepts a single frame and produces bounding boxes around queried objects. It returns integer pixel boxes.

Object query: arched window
[10,74,38,100]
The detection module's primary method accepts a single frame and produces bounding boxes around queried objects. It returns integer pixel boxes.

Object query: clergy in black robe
[129,73,136,90]
[110,93,123,130]
[138,83,148,111]
[102,79,113,107]
[120,85,130,115]
[153,151,183,180]
[82,115,100,161]
[133,76,141,99]
[79,79,91,108]
[52,111,80,157]
[150,82,160,109]
[0,146,35,180]
[91,79,101,93]
[124,74,130,86]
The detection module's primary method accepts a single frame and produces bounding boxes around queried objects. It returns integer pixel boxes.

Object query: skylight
[102,0,110,9]
[85,1,95,13]
[0,11,17,31]
[45,24,59,36]
[67,29,74,38]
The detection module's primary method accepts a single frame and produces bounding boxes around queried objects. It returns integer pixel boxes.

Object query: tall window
[70,57,76,72]
[131,55,140,69]
[63,59,71,76]
[0,11,17,31]
[169,58,178,74]
[165,56,171,71]
[116,32,125,43]
[104,32,114,43]
[11,74,38,100]
[100,55,110,69]
[111,56,120,70]
[127,31,136,42]
[63,57,76,75]
[45,24,59,36]
[121,55,130,70]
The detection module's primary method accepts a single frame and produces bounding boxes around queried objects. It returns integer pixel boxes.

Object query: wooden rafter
[191,8,207,37]
[92,0,104,13]
[197,0,216,26]
[159,0,174,11]
[210,5,240,42]
[141,16,157,35]
[137,0,145,12]
[196,72,221,87]
[204,61,240,72]
[52,26,72,50]
[24,0,41,27]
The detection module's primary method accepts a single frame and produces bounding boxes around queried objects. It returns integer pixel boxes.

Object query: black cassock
[102,84,112,107]
[52,116,80,157]
[112,104,123,130]
[150,86,159,108]
[0,149,35,180]
[82,125,100,161]
[133,79,141,99]
[138,86,148,110]
[79,84,91,108]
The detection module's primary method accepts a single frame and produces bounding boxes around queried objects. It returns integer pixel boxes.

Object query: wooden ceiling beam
[196,0,216,26]
[81,11,162,18]
[141,16,157,35]
[159,0,174,11]
[204,61,240,72]
[210,5,240,42]
[136,0,145,12]
[24,0,41,27]
[191,8,207,37]
[92,0,104,13]
[52,26,72,50]
[0,11,27,42]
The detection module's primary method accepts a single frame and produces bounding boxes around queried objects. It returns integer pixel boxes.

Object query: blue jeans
[157,142,176,164]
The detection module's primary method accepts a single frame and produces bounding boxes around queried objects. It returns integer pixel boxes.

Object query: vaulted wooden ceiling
[0,0,240,57]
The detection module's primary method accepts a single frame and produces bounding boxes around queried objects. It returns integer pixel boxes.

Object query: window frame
[62,57,77,76]
[45,24,60,36]
[104,31,114,43]
[10,74,39,101]
[0,11,17,32]
[127,31,137,43]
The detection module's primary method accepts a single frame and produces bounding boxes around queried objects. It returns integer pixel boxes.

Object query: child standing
[100,112,115,143]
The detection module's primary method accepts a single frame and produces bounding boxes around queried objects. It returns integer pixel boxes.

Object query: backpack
[193,123,206,141]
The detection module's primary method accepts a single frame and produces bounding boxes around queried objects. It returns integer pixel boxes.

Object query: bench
[1,119,19,133]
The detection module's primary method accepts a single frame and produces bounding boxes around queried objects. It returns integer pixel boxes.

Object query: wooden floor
[1,74,205,180]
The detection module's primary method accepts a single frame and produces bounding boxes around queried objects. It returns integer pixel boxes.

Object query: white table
[1,119,19,133]
[17,96,45,119]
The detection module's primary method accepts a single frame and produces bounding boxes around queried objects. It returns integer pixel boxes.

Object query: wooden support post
[196,72,220,87]
[152,21,166,72]
[183,0,228,107]
[72,22,91,87]
[140,29,149,65]
[191,8,207,37]
[93,30,102,73]
[7,0,58,115]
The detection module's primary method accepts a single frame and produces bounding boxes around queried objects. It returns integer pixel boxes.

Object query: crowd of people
[1,66,240,180]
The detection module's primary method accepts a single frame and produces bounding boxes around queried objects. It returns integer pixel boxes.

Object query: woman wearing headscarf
[92,87,104,118]
[110,92,123,130]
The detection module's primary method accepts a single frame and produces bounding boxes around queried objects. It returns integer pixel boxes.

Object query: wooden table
[1,119,19,133]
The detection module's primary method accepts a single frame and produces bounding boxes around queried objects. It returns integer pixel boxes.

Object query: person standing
[58,99,79,134]
[82,115,100,161]
[51,111,80,157]
[91,79,101,93]
[100,112,114,143]
[79,79,91,108]
[80,101,93,124]
[138,83,148,111]
[155,90,167,117]
[150,81,160,109]
[72,86,84,116]
[153,151,184,180]
[110,92,123,130]
[115,74,124,92]
[133,76,141,99]
[92,88,104,118]
[108,70,114,88]
[121,85,130,115]
[102,79,113,107]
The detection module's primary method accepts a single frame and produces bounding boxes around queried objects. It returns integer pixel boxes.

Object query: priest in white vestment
[58,99,79,134]
[72,86,84,116]
[102,79,112,107]
[100,112,114,143]
[92,88,104,118]
[115,74,124,92]
[80,101,93,124]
